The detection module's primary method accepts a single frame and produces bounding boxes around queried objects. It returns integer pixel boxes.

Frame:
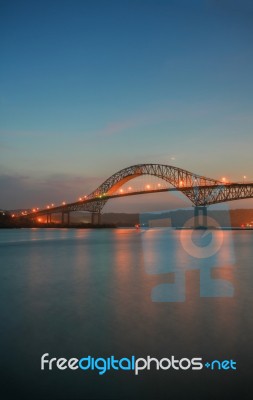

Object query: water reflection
[0,228,253,398]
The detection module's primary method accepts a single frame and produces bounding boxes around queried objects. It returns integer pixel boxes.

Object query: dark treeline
[1,209,253,228]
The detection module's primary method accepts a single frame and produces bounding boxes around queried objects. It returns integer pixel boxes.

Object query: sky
[1,0,253,211]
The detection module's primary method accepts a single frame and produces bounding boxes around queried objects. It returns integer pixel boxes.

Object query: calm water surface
[0,228,252,399]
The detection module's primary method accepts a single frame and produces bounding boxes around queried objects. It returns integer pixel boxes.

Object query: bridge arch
[88,164,221,202]
[20,164,253,220]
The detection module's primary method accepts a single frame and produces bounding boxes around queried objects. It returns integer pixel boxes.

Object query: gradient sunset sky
[1,0,253,211]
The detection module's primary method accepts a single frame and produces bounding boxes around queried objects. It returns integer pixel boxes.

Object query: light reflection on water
[0,228,252,399]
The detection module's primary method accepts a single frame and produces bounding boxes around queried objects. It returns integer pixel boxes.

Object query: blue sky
[1,0,253,210]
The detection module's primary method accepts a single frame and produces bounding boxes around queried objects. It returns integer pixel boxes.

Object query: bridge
[17,164,253,226]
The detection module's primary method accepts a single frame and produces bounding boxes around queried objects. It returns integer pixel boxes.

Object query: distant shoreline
[0,223,117,229]
[1,225,252,231]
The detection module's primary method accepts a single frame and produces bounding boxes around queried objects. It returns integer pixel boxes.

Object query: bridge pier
[194,206,207,229]
[46,214,52,223]
[61,211,70,225]
[91,212,101,225]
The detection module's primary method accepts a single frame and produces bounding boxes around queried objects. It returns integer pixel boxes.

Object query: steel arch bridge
[21,163,253,222]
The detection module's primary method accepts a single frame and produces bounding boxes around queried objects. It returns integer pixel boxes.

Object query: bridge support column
[61,212,70,225]
[91,212,101,225]
[194,206,207,229]
[46,214,49,224]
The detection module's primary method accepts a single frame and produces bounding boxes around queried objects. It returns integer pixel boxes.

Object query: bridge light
[158,183,161,187]
[12,214,15,218]
[179,181,183,187]
[62,201,66,205]
[79,197,82,201]
[222,177,229,185]
[47,205,50,209]
[128,186,132,190]
[51,203,54,207]
[120,189,123,193]
[146,185,150,189]
[32,208,36,212]
[38,218,42,222]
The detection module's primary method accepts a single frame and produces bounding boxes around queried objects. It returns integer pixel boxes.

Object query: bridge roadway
[23,187,177,223]
[17,163,253,226]
[23,183,253,225]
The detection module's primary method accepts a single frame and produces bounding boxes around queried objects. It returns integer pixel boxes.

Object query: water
[0,228,252,399]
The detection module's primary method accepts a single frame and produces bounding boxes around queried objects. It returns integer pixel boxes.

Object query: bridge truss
[18,164,253,221]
